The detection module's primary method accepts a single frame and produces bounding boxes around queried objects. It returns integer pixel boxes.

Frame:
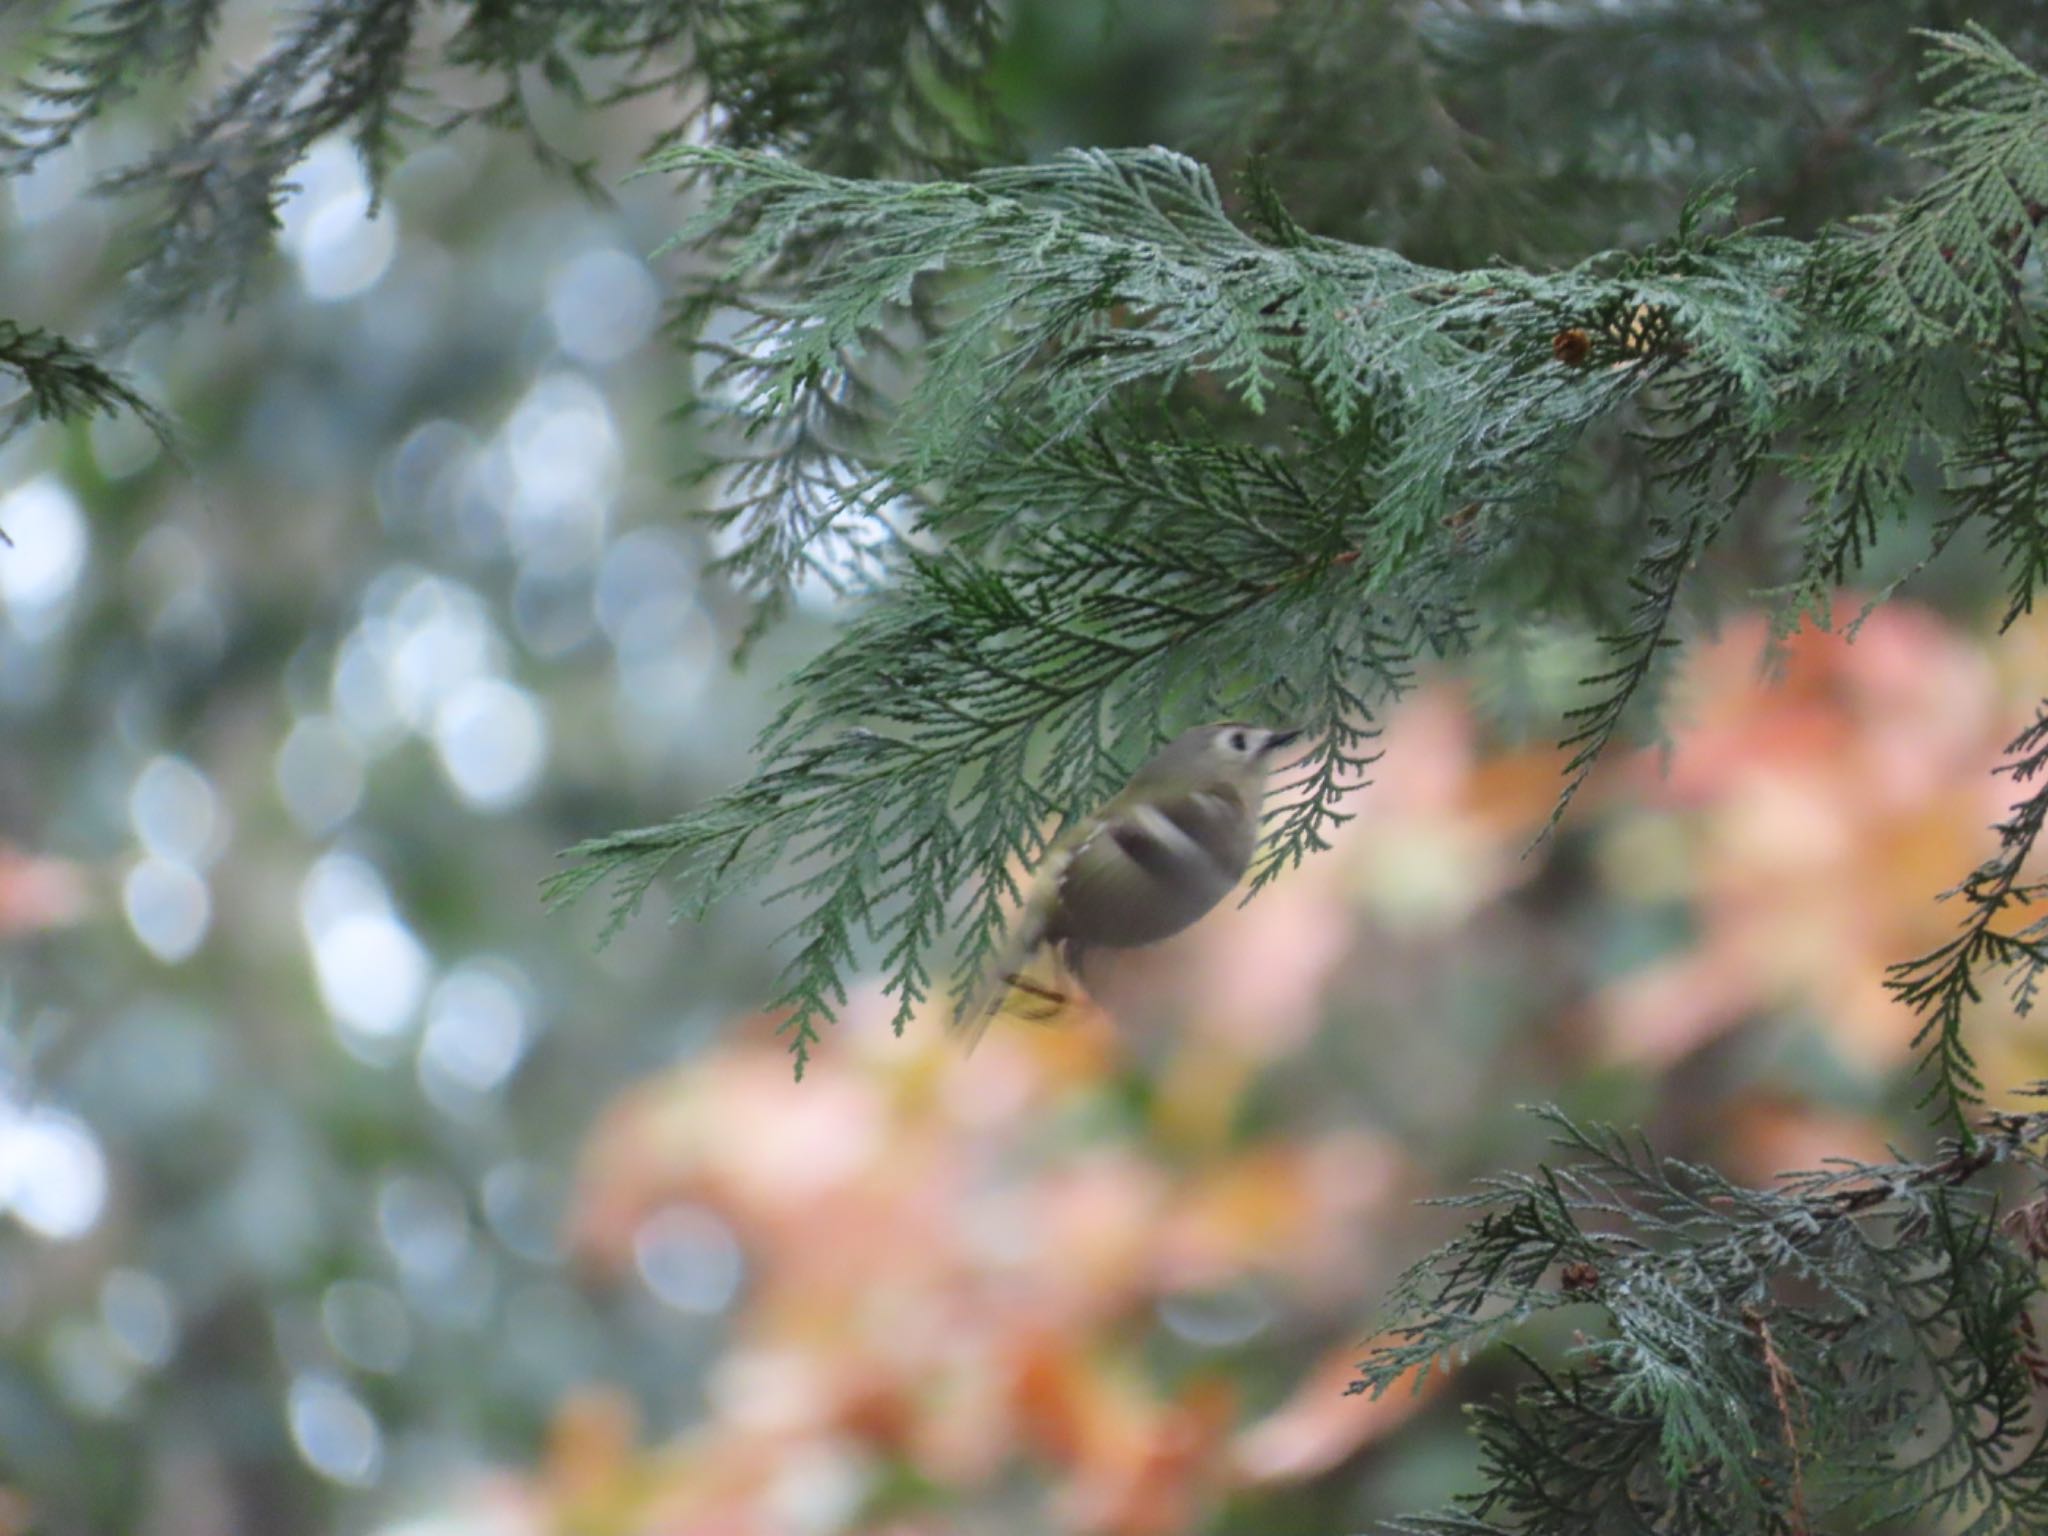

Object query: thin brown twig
[1746,1305,1813,1536]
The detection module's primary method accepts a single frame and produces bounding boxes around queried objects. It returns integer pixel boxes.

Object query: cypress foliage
[544,21,2048,1529]
[10,5,2048,1530]
[554,29,2048,1093]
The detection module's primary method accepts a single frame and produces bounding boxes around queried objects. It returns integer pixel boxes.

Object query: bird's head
[1134,721,1304,795]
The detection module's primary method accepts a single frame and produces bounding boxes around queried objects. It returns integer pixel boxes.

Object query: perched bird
[955,722,1302,1048]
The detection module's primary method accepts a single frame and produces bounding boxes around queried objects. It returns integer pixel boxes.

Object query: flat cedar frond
[1941,336,2048,631]
[0,319,169,442]
[0,0,1007,326]
[1776,349,1950,630]
[561,152,1798,1062]
[543,35,2048,1077]
[548,507,1395,1074]
[656,144,1803,506]
[1821,24,2048,345]
[1367,1103,2048,1536]
[1545,503,1722,839]
[1888,706,2048,1129]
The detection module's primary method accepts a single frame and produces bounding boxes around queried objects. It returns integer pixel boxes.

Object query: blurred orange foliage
[1600,605,2048,1097]
[558,992,1421,1534]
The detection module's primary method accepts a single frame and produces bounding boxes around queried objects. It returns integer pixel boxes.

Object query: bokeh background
[3,3,2045,1534]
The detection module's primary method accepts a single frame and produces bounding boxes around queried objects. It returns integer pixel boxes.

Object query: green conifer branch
[563,25,2048,1105]
[1888,706,2048,1131]
[553,143,1828,1064]
[2,0,1007,325]
[1366,1103,2048,1535]
[1833,25,2048,346]
[0,318,164,436]
[1942,336,2048,631]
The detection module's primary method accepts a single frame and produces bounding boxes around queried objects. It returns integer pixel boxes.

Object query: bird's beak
[1260,727,1304,755]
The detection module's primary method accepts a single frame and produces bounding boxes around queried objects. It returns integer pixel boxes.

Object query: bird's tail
[951,911,1069,1055]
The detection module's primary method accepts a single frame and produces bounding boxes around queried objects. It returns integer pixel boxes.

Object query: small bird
[955,722,1302,1048]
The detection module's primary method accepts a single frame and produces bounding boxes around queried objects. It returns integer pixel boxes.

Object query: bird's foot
[1002,971,1069,1023]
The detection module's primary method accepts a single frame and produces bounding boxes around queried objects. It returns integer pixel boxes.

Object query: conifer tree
[10,3,2048,1530]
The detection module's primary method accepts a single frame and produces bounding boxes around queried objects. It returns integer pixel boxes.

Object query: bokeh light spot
[766,1439,876,1535]
[376,419,479,540]
[595,528,699,656]
[510,565,597,658]
[279,138,398,301]
[46,1320,134,1418]
[100,1269,178,1369]
[419,960,532,1096]
[632,1203,743,1315]
[481,1161,563,1265]
[547,247,662,365]
[377,1174,471,1285]
[0,476,88,640]
[430,678,548,812]
[276,715,368,835]
[332,627,408,749]
[311,912,429,1039]
[322,1279,413,1374]
[387,579,497,729]
[1158,1282,1276,1348]
[122,857,211,963]
[300,854,429,1041]
[500,372,618,566]
[287,1371,383,1486]
[0,1104,107,1241]
[128,755,225,867]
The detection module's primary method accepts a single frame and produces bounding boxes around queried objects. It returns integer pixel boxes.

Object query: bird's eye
[1229,731,1248,751]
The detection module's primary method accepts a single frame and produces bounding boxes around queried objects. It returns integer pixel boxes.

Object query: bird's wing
[952,787,1251,1051]
[1052,789,1250,949]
